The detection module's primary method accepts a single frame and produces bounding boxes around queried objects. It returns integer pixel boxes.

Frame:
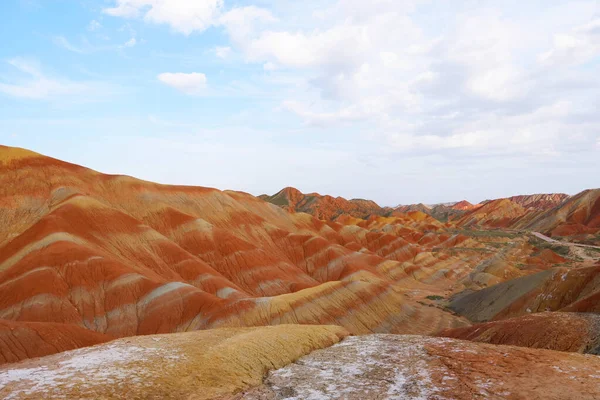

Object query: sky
[0,0,599,206]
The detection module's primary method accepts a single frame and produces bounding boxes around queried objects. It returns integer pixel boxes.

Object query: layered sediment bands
[0,321,112,364]
[0,325,348,399]
[437,312,600,354]
[456,199,529,228]
[0,146,476,361]
[507,193,570,210]
[260,187,388,220]
[240,334,600,400]
[449,264,600,322]
[454,190,600,244]
[0,145,595,365]
[208,280,469,334]
[525,189,600,240]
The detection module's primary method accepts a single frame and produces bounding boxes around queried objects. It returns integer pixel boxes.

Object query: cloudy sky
[1,0,598,205]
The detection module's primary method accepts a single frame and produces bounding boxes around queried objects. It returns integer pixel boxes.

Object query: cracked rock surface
[238,334,600,400]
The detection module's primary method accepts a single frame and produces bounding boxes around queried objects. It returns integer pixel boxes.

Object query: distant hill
[259,187,389,220]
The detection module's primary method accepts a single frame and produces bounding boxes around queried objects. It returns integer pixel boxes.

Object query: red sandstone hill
[4,146,500,364]
[0,145,594,369]
[508,193,570,210]
[259,187,387,220]
[451,200,479,211]
[392,203,431,214]
[455,190,600,244]
[263,188,573,228]
[438,312,600,354]
[397,195,567,226]
[524,189,600,242]
[455,198,529,228]
[454,192,591,233]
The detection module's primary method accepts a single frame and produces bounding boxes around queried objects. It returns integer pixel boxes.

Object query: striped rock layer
[0,146,481,363]
[438,312,600,354]
[0,146,591,365]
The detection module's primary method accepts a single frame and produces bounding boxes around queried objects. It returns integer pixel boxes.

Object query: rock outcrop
[0,146,479,362]
[0,325,348,399]
[239,334,600,399]
[438,312,600,354]
[260,187,387,220]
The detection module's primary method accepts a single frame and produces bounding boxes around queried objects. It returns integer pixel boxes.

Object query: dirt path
[531,232,600,249]
[531,232,600,264]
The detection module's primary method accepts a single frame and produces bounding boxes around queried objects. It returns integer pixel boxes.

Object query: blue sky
[1,0,599,205]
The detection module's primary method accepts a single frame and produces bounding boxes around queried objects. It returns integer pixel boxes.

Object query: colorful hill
[4,328,600,399]
[455,198,529,228]
[524,189,600,244]
[3,145,496,363]
[438,312,600,354]
[448,262,600,322]
[0,324,348,399]
[454,191,600,245]
[1,144,598,399]
[259,187,387,220]
[1,145,599,399]
[508,193,570,210]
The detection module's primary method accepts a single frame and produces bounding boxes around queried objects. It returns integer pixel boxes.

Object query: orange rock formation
[0,146,478,363]
[438,312,600,354]
[260,187,386,220]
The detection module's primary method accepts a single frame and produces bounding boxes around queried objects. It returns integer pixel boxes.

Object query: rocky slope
[0,145,596,375]
[438,312,600,354]
[392,203,432,214]
[448,262,600,322]
[455,198,529,228]
[508,193,570,210]
[3,146,500,362]
[524,189,600,244]
[0,320,112,364]
[0,324,348,400]
[4,328,600,400]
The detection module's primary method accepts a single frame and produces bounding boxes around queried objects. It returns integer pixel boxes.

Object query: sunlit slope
[260,186,387,220]
[0,145,478,362]
[0,324,348,400]
[524,189,600,241]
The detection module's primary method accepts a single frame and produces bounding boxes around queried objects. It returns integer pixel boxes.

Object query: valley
[0,145,599,399]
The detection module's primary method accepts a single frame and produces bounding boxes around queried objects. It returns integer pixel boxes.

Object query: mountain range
[0,145,599,399]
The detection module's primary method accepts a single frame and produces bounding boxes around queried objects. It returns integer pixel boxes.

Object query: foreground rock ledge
[3,327,600,400]
[238,334,600,400]
[0,325,348,400]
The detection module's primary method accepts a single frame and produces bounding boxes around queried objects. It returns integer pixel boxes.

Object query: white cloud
[88,20,102,31]
[466,65,526,101]
[214,46,231,58]
[217,1,598,160]
[244,24,374,68]
[0,58,106,100]
[103,0,223,35]
[122,37,137,48]
[52,0,597,204]
[219,6,277,44]
[281,100,365,127]
[157,72,207,95]
[539,17,600,65]
[53,36,86,54]
[263,62,277,71]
